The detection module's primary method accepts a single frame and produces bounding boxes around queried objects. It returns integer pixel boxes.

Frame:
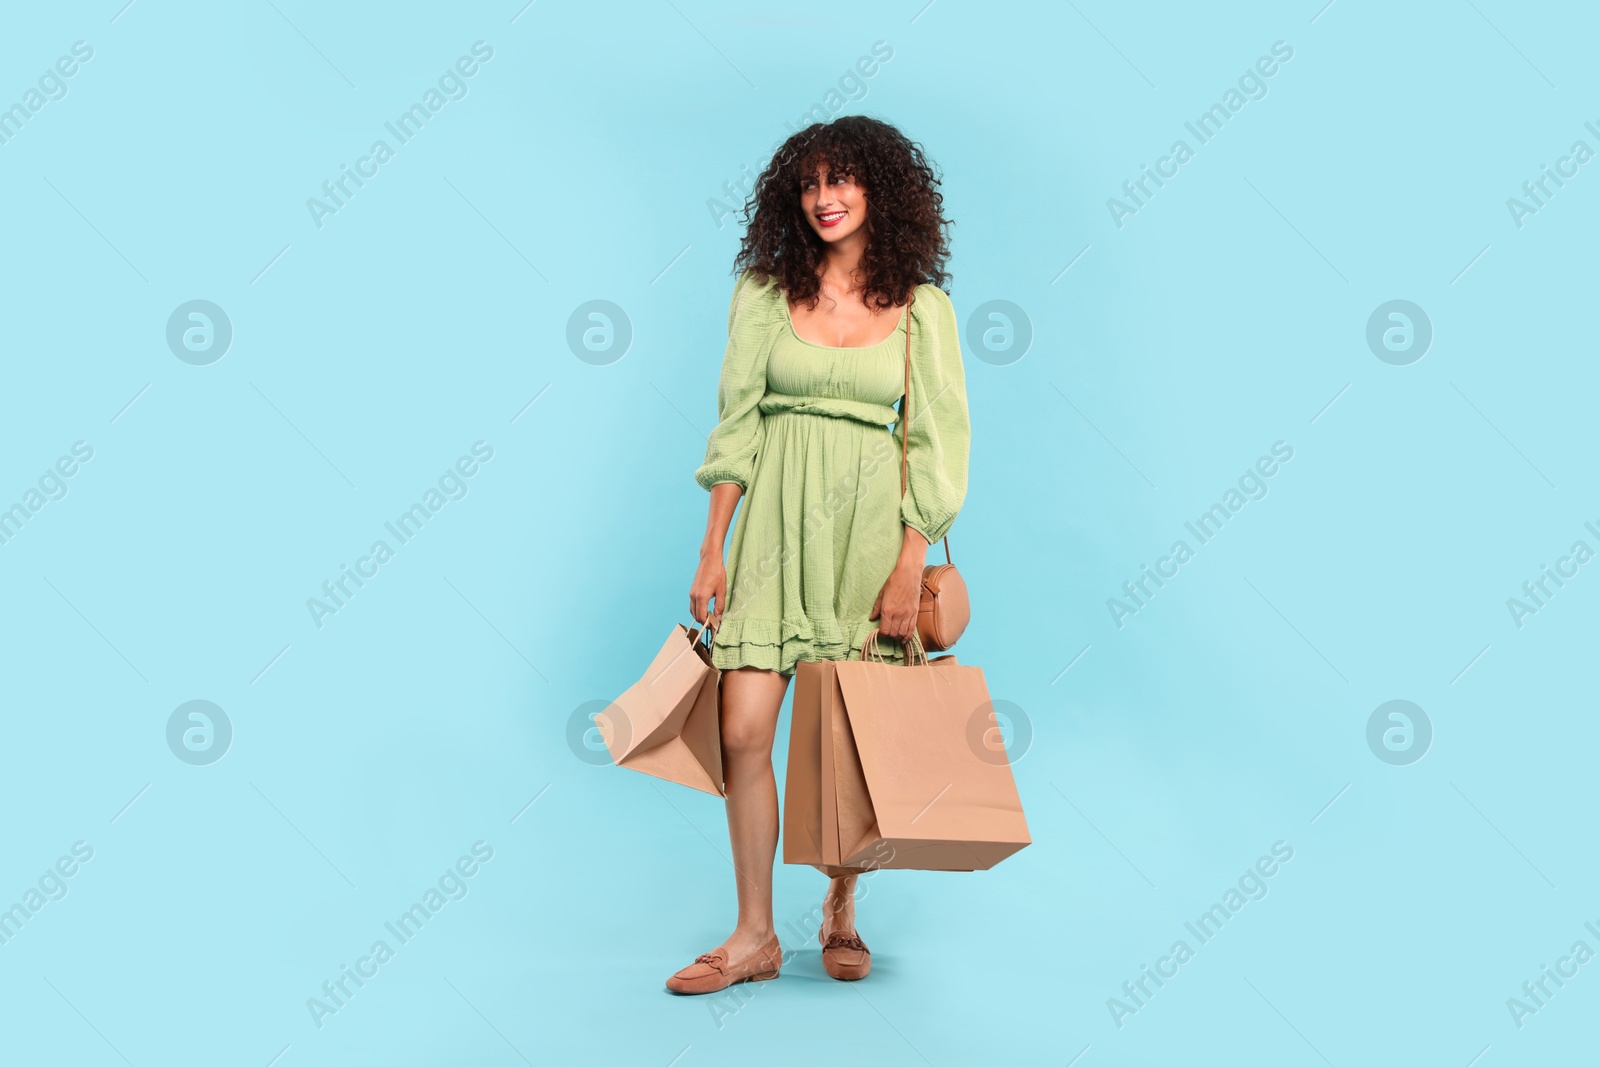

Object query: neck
[818,231,868,293]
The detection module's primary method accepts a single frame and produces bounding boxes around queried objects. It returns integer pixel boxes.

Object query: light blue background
[1,1,1596,1064]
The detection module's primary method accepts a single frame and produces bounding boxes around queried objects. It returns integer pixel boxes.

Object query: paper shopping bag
[783,633,1029,873]
[600,619,723,796]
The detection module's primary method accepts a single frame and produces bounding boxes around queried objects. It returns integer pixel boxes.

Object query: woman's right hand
[690,551,727,628]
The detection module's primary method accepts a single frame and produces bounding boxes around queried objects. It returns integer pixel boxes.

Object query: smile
[816,211,846,227]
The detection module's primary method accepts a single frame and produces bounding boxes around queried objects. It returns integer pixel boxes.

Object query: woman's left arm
[899,285,971,552]
[871,286,971,641]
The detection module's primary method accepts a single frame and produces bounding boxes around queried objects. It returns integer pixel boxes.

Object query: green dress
[693,269,971,676]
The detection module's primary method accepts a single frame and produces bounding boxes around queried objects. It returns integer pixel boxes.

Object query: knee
[720,713,775,762]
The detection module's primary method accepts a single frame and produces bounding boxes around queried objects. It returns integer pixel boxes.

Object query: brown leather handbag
[900,292,970,652]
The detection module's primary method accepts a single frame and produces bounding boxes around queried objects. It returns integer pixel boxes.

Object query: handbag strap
[899,291,953,566]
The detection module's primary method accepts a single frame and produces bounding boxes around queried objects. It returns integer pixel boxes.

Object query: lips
[816,210,846,228]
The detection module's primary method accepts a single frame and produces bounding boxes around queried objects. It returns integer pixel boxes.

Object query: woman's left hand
[870,560,923,642]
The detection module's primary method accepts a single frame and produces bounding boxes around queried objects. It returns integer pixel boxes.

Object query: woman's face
[799,162,867,245]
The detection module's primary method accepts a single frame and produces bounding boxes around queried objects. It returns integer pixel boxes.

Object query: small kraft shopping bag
[783,629,1030,874]
[599,618,723,796]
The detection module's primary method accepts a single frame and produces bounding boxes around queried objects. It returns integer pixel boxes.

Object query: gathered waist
[759,393,899,428]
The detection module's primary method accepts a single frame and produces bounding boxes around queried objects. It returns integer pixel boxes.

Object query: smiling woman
[672,114,968,995]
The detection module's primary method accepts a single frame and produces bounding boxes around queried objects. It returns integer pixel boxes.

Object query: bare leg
[707,665,791,963]
[822,873,859,938]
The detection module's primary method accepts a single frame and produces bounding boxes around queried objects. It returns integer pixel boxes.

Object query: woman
[670,115,969,994]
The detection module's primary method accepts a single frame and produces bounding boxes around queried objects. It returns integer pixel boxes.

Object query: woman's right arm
[689,270,773,626]
[690,483,742,626]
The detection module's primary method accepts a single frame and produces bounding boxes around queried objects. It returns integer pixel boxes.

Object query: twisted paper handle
[861,627,929,667]
[689,611,718,648]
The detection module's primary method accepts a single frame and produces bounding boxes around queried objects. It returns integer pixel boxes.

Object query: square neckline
[781,294,908,351]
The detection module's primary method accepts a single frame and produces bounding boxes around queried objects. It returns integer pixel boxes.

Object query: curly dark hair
[732,115,952,311]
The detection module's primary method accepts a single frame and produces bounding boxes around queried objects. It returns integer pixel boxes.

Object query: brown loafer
[665,933,783,995]
[820,928,871,981]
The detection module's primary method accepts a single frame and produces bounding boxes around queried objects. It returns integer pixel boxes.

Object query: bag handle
[861,626,929,667]
[899,291,953,566]
[689,613,717,648]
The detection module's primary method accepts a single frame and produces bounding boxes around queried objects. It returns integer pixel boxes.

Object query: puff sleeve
[693,270,778,492]
[898,285,970,544]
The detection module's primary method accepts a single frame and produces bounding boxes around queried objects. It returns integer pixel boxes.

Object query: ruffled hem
[709,614,913,676]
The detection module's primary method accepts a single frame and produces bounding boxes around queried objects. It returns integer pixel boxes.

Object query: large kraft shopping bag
[599,619,723,796]
[783,632,1030,873]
